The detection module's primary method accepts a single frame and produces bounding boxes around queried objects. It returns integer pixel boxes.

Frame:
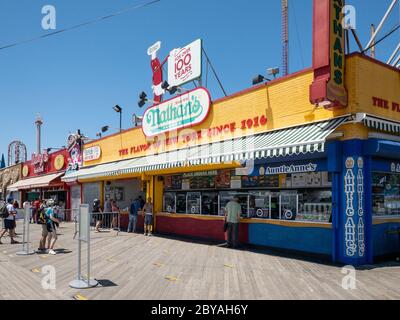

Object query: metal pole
[247,195,250,218]
[77,222,81,281]
[120,111,122,132]
[22,211,26,251]
[201,48,228,97]
[117,212,120,235]
[364,0,398,51]
[388,43,400,64]
[370,24,376,58]
[393,54,400,68]
[87,226,90,286]
[269,195,272,220]
[27,207,31,253]
[17,205,34,255]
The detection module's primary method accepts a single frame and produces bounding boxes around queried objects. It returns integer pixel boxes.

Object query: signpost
[16,205,35,256]
[69,204,98,289]
[168,39,202,87]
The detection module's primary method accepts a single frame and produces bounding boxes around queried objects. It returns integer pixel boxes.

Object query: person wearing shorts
[143,197,154,236]
[110,200,119,230]
[37,201,49,253]
[45,201,60,255]
[93,199,103,232]
[0,198,18,244]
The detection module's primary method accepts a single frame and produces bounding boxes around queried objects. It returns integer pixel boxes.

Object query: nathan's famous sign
[142,87,211,137]
[327,0,347,106]
[310,0,348,108]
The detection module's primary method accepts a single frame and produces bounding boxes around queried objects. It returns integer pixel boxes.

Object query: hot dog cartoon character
[147,41,168,104]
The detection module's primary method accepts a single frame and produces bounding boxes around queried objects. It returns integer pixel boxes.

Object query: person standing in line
[110,200,120,230]
[0,197,19,244]
[224,196,242,249]
[138,195,145,211]
[128,198,140,233]
[142,197,154,236]
[93,199,103,232]
[13,200,20,236]
[45,200,61,255]
[104,198,112,228]
[33,198,40,224]
[37,201,49,253]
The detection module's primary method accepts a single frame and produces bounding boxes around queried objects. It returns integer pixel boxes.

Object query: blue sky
[0,0,399,160]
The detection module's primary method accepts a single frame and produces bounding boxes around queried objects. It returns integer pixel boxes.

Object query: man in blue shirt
[128,198,141,233]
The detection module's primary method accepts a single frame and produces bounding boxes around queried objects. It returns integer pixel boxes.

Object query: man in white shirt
[0,198,18,244]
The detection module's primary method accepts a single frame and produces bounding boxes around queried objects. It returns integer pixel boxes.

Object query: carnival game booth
[8,149,71,214]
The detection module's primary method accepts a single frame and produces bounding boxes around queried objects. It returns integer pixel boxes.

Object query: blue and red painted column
[335,140,373,265]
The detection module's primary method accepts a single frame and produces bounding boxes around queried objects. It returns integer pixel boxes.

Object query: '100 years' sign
[142,87,211,137]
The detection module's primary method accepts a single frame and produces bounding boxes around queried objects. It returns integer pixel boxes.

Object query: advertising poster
[182,179,190,190]
[230,176,242,189]
[216,170,231,188]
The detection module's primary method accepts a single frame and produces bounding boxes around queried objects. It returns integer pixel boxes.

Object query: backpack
[0,205,9,219]
[37,207,48,225]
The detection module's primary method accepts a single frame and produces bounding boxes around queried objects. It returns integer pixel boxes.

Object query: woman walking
[93,199,103,232]
[110,200,120,231]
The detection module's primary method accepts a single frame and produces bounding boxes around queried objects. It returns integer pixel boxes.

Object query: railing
[73,211,121,239]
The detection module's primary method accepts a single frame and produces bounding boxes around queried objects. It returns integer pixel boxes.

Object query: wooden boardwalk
[0,221,399,300]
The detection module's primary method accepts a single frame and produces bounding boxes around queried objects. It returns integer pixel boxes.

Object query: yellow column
[145,175,164,232]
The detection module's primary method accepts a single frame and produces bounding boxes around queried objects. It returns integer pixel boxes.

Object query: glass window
[219,191,249,217]
[280,191,298,220]
[297,189,332,222]
[248,191,271,219]
[163,192,176,213]
[187,192,201,214]
[372,172,400,217]
[201,192,218,215]
[176,193,187,214]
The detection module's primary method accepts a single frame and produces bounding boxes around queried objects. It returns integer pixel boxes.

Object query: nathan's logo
[143,87,211,136]
[327,0,348,106]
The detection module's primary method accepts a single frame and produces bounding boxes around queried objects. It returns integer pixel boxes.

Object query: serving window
[161,170,332,223]
[372,172,400,217]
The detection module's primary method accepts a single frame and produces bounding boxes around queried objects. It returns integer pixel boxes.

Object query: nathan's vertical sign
[310,0,348,108]
[327,0,347,106]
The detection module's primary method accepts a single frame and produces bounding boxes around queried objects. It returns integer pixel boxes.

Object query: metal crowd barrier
[73,211,121,239]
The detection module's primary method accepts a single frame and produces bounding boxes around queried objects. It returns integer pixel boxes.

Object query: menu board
[305,172,321,187]
[164,176,173,189]
[189,176,215,189]
[283,174,292,188]
[242,176,260,188]
[321,172,332,187]
[261,175,279,188]
[292,173,307,188]
[172,175,182,189]
[230,176,242,189]
[182,179,190,190]
[164,175,183,190]
[215,170,231,188]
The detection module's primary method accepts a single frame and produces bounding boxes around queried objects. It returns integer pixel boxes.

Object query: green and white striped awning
[362,114,400,134]
[62,116,348,182]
